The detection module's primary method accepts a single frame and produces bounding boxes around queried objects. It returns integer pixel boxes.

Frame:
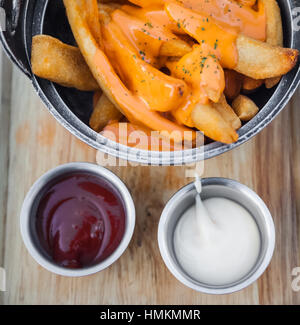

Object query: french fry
[265,76,281,88]
[237,0,256,6]
[63,0,195,143]
[191,103,239,144]
[235,34,298,79]
[107,7,192,65]
[31,35,99,91]
[36,0,297,148]
[93,90,102,108]
[167,45,225,104]
[159,39,192,57]
[85,0,102,46]
[224,70,242,100]
[98,2,122,15]
[262,0,283,47]
[242,76,264,93]
[98,2,113,24]
[265,76,281,89]
[177,34,197,47]
[239,1,283,90]
[164,3,298,79]
[102,20,188,112]
[90,93,123,132]
[122,3,185,35]
[127,0,159,6]
[213,94,241,130]
[262,0,284,88]
[232,95,259,121]
[240,1,283,90]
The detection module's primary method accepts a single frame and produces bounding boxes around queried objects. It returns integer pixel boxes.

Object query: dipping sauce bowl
[158,178,275,294]
[20,163,135,277]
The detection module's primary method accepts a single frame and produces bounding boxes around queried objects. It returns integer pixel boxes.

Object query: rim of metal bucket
[1,0,300,165]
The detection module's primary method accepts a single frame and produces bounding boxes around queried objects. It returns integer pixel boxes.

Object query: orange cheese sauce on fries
[95,0,267,143]
[111,8,179,66]
[165,3,239,69]
[64,0,289,146]
[167,44,225,127]
[128,0,266,41]
[92,48,194,142]
[102,19,188,112]
[121,5,185,35]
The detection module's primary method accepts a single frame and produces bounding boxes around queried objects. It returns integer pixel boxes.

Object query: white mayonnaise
[173,179,261,285]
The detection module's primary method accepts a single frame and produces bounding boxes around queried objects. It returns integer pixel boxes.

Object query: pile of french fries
[31,0,298,147]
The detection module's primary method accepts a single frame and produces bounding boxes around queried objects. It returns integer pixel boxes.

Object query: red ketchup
[36,173,126,268]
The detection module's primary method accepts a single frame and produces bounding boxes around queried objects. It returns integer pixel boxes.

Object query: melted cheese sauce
[128,0,266,40]
[91,0,266,135]
[165,3,239,68]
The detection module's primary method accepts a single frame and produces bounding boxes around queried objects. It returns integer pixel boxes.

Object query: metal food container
[20,163,136,277]
[158,178,275,294]
[0,0,299,165]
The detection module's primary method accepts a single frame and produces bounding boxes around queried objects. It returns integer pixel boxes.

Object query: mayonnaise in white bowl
[174,196,261,286]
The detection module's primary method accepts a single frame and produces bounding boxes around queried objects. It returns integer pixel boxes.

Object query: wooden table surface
[0,51,300,305]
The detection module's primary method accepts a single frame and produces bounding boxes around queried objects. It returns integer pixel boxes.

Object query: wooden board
[0,63,299,305]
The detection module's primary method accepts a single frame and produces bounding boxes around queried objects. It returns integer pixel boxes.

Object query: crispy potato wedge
[177,34,197,47]
[262,0,284,88]
[93,90,102,108]
[159,39,192,57]
[242,1,283,89]
[238,0,284,90]
[90,93,123,132]
[213,94,241,130]
[235,35,298,79]
[164,3,298,79]
[224,69,242,100]
[232,95,259,121]
[265,76,281,88]
[85,0,102,46]
[31,35,99,91]
[262,0,283,47]
[242,76,264,93]
[167,45,225,104]
[191,103,239,144]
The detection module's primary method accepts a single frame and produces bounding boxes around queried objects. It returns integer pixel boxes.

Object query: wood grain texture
[0,51,12,304]
[0,64,299,305]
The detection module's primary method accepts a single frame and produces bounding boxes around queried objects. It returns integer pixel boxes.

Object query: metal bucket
[1,0,300,165]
